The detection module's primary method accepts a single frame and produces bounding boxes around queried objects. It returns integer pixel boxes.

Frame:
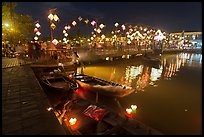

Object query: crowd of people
[2,42,81,69]
[2,42,46,60]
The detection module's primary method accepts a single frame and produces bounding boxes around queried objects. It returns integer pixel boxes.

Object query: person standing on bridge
[71,51,80,74]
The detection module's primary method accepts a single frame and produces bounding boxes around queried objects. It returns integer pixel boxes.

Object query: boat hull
[74,74,135,98]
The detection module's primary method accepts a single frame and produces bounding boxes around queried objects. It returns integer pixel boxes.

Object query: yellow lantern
[53,14,59,21]
[50,23,56,30]
[84,19,89,24]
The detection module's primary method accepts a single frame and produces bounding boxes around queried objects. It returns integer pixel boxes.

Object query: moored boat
[39,70,78,92]
[73,74,135,98]
[142,55,161,63]
[142,54,161,69]
[55,98,163,135]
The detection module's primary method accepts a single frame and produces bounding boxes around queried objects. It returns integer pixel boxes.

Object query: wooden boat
[142,55,161,69]
[142,55,161,63]
[39,71,78,92]
[56,98,163,135]
[73,74,135,98]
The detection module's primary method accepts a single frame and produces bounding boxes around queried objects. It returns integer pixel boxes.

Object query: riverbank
[77,48,202,66]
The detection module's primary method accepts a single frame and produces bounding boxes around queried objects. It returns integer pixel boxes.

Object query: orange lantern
[69,118,77,126]
[51,23,56,30]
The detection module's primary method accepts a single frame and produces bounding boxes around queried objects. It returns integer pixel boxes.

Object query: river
[77,52,202,135]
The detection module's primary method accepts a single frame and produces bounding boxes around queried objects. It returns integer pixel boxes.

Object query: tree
[2,2,33,45]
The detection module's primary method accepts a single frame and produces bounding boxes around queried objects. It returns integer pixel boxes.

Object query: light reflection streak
[199,55,202,64]
[150,66,162,81]
[136,67,150,91]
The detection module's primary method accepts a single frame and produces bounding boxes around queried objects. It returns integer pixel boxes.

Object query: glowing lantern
[126,108,132,114]
[34,36,38,41]
[53,14,59,21]
[50,23,56,30]
[99,24,105,29]
[69,118,77,126]
[84,19,89,24]
[131,105,137,111]
[58,63,63,67]
[63,30,66,34]
[48,13,54,20]
[36,31,41,36]
[139,26,143,30]
[91,20,96,26]
[34,28,38,32]
[52,39,59,45]
[129,28,133,33]
[35,23,40,28]
[96,28,101,34]
[127,40,131,44]
[68,74,73,79]
[115,22,119,27]
[78,16,82,21]
[101,34,105,39]
[64,26,68,30]
[64,33,68,37]
[144,28,147,32]
[121,24,126,30]
[72,21,77,26]
[63,38,67,41]
[154,30,165,41]
[67,25,71,30]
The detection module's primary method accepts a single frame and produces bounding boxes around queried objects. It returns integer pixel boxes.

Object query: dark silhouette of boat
[142,54,161,69]
[39,71,78,92]
[57,98,163,135]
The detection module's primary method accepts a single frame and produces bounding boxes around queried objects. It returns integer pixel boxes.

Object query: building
[170,31,202,49]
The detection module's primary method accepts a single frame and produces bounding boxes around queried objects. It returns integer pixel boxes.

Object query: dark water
[77,53,202,135]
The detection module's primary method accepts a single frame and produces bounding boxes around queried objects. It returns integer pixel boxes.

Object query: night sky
[14,2,202,38]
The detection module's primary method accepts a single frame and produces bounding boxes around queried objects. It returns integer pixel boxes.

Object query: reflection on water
[79,52,202,94]
[80,53,202,135]
[112,53,202,92]
[80,53,202,92]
